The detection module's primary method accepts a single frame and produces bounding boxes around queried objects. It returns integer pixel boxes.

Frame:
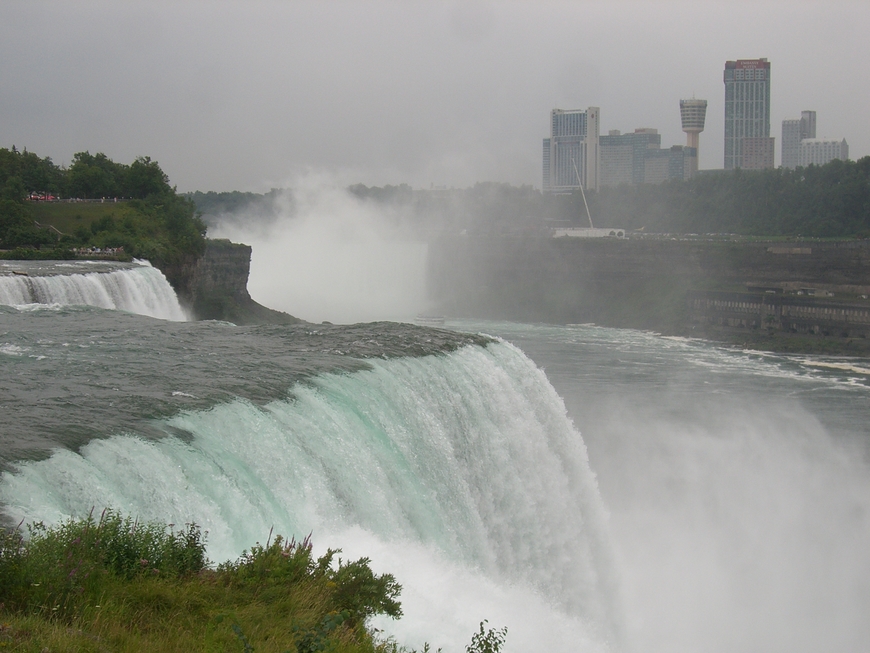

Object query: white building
[552,227,625,239]
[543,107,601,192]
[782,110,816,169]
[799,138,849,167]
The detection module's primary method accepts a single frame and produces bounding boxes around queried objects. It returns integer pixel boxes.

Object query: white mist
[212,176,429,324]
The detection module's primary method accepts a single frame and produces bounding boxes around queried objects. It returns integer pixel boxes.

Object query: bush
[221,533,402,627]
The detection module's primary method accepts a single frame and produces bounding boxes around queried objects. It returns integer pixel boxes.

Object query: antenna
[571,158,594,229]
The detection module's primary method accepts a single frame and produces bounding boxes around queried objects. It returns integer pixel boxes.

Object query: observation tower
[680,98,707,176]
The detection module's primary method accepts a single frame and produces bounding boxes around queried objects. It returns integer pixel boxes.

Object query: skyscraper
[723,58,772,170]
[542,107,600,192]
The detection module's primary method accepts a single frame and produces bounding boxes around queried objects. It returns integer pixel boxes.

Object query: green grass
[0,511,405,653]
[28,202,134,236]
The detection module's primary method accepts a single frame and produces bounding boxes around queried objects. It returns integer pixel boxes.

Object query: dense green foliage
[0,510,208,617]
[0,512,407,652]
[0,147,206,263]
[344,159,870,239]
[585,157,870,237]
[0,147,173,200]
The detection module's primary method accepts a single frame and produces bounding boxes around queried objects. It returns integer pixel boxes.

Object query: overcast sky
[2,1,867,193]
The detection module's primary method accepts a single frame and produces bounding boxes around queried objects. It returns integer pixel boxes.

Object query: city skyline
[1,2,868,192]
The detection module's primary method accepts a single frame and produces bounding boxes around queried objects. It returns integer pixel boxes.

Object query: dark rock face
[159,239,303,324]
[427,236,870,338]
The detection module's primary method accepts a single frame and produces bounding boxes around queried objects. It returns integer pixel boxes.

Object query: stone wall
[688,290,870,338]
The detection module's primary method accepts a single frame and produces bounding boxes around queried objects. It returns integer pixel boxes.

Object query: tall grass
[0,510,404,652]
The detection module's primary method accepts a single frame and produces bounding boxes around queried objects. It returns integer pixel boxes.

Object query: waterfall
[0,340,620,652]
[0,262,187,321]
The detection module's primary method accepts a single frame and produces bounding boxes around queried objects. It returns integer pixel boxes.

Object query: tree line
[0,147,173,200]
[585,156,870,238]
[346,157,870,239]
[185,155,870,240]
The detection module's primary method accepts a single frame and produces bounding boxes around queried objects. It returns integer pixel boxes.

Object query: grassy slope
[28,202,132,236]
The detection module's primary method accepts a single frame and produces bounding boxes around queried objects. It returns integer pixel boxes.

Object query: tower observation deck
[680,98,707,175]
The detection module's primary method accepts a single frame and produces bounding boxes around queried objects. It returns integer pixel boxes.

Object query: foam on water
[0,340,620,652]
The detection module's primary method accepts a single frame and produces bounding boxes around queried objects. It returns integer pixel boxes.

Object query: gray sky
[2,0,867,193]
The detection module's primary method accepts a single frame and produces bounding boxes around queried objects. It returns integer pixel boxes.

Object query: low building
[599,128,661,187]
[799,138,849,167]
[643,145,696,184]
[599,130,694,187]
[552,227,626,238]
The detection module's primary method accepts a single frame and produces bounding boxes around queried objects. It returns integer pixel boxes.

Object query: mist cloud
[211,174,429,324]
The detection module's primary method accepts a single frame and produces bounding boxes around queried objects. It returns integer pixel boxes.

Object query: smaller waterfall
[0,261,187,321]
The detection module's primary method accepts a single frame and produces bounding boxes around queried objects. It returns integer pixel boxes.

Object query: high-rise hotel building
[543,107,600,192]
[724,58,773,170]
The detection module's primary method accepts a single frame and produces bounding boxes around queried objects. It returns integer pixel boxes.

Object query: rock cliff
[159,239,303,324]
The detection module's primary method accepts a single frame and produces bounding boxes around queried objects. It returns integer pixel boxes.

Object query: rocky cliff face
[428,236,870,336]
[159,239,302,324]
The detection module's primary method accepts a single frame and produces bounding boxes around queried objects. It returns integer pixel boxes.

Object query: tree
[124,156,171,198]
[466,621,507,653]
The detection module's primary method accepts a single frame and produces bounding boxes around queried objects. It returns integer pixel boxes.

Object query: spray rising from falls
[0,262,186,321]
[211,178,429,324]
[0,340,620,652]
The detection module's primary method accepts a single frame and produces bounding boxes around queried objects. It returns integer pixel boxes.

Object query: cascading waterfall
[0,340,621,652]
[0,262,186,321]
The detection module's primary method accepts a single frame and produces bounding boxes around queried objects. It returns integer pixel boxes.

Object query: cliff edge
[160,238,303,324]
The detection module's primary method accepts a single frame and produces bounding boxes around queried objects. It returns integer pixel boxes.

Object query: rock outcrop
[160,239,303,324]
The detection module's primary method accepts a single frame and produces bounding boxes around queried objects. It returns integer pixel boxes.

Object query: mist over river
[1,265,869,652]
